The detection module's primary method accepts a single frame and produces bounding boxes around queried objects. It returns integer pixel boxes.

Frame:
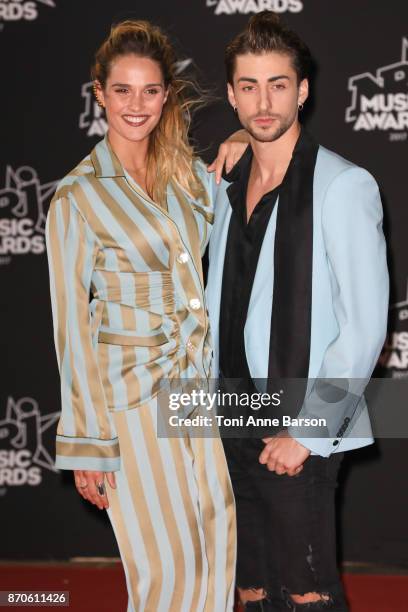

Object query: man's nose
[258,86,271,112]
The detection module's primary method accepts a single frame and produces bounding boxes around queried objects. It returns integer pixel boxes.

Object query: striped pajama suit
[46,136,236,611]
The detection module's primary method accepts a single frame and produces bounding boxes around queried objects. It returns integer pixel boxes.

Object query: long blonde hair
[92,20,207,205]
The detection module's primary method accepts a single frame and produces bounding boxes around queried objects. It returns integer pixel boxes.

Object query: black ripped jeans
[222,438,348,611]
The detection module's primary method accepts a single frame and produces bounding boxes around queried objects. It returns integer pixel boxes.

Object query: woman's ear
[93,80,105,108]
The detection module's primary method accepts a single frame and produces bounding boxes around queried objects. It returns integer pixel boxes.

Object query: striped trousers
[105,403,236,612]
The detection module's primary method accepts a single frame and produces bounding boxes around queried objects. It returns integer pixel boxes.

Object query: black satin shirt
[219,147,280,380]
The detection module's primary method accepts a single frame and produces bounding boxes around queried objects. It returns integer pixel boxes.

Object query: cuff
[290,434,341,457]
[55,435,121,471]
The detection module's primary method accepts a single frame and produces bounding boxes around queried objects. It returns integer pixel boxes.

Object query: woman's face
[96,54,168,145]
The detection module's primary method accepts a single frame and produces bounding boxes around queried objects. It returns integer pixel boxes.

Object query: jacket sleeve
[288,166,389,456]
[46,194,120,471]
[193,159,217,254]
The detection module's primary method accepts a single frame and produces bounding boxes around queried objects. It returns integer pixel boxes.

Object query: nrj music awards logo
[206,0,303,15]
[380,281,408,378]
[80,59,194,138]
[0,0,56,24]
[0,397,59,493]
[0,166,57,264]
[346,38,408,141]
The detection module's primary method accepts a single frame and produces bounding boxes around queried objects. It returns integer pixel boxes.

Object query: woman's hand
[207,129,249,184]
[74,470,116,510]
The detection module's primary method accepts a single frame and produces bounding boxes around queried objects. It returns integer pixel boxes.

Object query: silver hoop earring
[233,106,238,114]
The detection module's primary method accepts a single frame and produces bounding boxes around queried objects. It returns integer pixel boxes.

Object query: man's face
[228,51,308,143]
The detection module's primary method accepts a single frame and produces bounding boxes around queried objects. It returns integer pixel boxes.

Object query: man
[206,11,388,611]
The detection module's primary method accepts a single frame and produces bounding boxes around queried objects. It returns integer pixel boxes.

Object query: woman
[46,20,239,612]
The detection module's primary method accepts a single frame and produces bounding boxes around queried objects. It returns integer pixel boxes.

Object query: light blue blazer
[206,146,389,457]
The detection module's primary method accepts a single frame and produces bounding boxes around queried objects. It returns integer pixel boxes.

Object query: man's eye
[242,86,255,91]
[273,83,286,90]
[115,88,128,94]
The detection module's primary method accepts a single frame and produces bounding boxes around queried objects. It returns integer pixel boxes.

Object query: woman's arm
[46,194,119,506]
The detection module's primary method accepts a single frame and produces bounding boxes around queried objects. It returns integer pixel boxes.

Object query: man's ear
[227,82,237,110]
[298,78,309,106]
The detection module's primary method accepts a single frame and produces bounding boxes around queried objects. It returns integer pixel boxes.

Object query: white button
[177,252,189,264]
[189,298,201,310]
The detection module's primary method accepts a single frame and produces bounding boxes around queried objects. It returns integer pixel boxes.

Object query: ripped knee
[283,588,334,609]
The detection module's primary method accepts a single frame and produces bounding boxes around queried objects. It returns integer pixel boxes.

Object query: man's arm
[288,165,389,456]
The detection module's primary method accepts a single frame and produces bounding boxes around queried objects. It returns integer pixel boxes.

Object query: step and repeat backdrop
[1,0,407,563]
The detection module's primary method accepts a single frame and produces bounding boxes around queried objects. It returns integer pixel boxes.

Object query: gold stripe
[47,201,67,388]
[91,178,167,271]
[105,482,141,610]
[97,343,115,409]
[114,410,163,610]
[90,149,102,177]
[98,331,168,347]
[212,437,236,608]
[139,407,186,610]
[121,345,141,411]
[121,303,136,331]
[193,438,216,611]
[168,436,204,611]
[56,439,120,458]
[192,205,214,225]
[171,182,204,287]
[73,206,112,439]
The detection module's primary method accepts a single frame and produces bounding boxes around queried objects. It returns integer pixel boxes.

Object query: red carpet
[0,563,406,611]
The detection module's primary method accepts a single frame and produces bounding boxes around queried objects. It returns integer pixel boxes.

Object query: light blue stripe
[131,407,175,610]
[79,180,148,270]
[107,435,151,611]
[98,177,169,267]
[55,455,120,471]
[61,202,99,437]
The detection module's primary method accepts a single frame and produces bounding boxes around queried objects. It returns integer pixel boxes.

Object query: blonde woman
[46,20,241,612]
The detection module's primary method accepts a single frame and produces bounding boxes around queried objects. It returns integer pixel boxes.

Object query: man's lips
[253,116,277,125]
[122,115,150,127]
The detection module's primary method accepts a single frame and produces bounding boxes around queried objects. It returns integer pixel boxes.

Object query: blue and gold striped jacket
[46,137,216,472]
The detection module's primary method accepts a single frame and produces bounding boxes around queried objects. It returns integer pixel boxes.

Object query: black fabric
[219,142,279,381]
[223,437,348,611]
[219,129,319,398]
[268,129,318,389]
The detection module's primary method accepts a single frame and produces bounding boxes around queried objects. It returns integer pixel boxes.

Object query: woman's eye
[145,88,159,95]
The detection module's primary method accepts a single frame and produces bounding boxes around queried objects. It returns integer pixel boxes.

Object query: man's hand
[74,470,116,510]
[207,129,249,184]
[259,431,310,476]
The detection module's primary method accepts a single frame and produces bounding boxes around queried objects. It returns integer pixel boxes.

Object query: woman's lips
[122,115,149,127]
